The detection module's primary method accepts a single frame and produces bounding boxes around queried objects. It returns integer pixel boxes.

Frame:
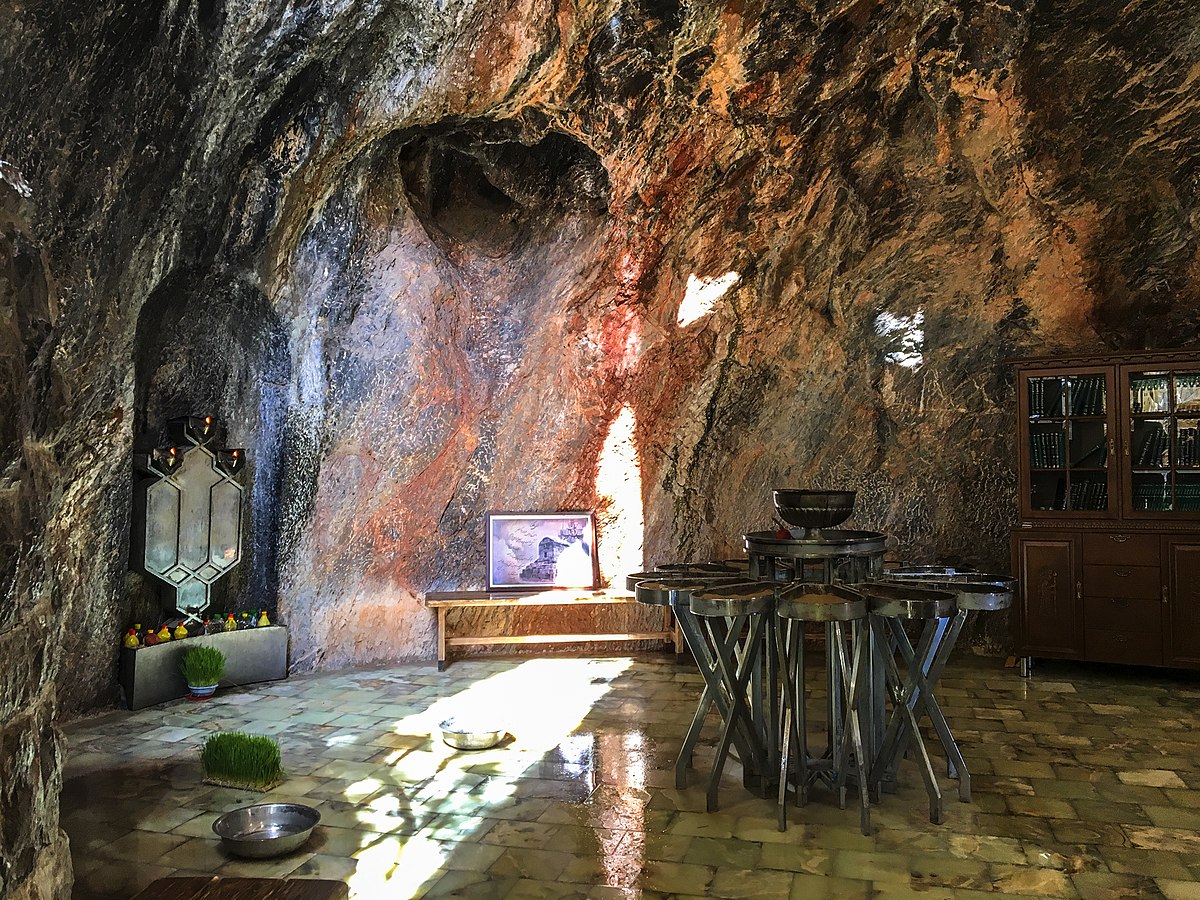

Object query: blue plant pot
[188,684,217,699]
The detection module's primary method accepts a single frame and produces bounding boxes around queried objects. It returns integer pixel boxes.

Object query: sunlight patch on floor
[344,657,632,895]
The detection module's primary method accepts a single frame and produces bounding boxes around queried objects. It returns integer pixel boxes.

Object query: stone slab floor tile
[787,873,872,899]
[707,865,794,899]
[154,836,231,871]
[505,879,595,899]
[1100,845,1193,880]
[72,859,176,900]
[215,848,314,878]
[57,655,1200,898]
[1159,879,1200,900]
[640,859,714,895]
[95,829,190,864]
[1070,871,1164,899]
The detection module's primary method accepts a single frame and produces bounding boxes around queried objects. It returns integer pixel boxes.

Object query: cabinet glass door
[1026,373,1109,513]
[1128,370,1200,513]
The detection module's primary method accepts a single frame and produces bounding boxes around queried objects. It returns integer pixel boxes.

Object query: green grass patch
[181,645,226,687]
[200,732,285,790]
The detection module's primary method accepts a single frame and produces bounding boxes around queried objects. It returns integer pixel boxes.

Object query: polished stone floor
[62,652,1200,899]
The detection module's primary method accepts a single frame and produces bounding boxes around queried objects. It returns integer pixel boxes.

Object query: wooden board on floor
[131,876,349,900]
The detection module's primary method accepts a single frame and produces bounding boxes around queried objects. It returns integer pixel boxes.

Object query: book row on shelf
[1178,427,1199,467]
[1030,432,1065,468]
[1056,479,1108,512]
[1070,377,1105,416]
[1135,424,1169,467]
[1131,378,1170,415]
[1028,377,1106,418]
[1129,482,1200,510]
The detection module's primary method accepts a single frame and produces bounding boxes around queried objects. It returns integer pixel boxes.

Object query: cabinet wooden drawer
[1084,596,1162,633]
[1083,564,1161,599]
[1085,628,1162,666]
[1082,533,1160,566]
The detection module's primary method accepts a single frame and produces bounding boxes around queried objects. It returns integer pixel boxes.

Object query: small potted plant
[181,645,226,699]
[201,731,285,790]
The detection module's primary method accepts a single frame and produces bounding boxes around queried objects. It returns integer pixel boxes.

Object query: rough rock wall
[2,0,1200,894]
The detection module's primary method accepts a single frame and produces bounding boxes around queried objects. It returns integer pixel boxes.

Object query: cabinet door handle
[1115,569,1131,577]
[1076,581,1082,600]
[1163,584,1169,605]
[1110,534,1129,543]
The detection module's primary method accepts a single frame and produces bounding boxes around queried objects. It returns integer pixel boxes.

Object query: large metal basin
[212,803,320,858]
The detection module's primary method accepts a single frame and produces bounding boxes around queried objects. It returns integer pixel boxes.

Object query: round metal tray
[212,803,320,859]
[744,529,888,557]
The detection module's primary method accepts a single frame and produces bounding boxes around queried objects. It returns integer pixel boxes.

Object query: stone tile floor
[62,653,1200,899]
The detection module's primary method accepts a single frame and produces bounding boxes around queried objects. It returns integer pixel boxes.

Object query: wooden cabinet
[1013,532,1081,657]
[1163,537,1200,667]
[1012,351,1200,669]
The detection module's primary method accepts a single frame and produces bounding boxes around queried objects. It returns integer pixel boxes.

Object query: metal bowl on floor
[212,803,320,858]
[440,717,507,751]
[773,489,856,529]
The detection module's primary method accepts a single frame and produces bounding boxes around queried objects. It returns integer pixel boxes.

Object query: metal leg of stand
[674,608,758,789]
[885,613,969,803]
[870,615,944,825]
[921,609,970,799]
[703,612,767,812]
[831,618,871,835]
[776,619,803,831]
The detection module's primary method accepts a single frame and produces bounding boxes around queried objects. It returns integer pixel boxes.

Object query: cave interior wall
[2,0,1200,894]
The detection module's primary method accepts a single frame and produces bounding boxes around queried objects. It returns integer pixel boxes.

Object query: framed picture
[486,511,597,591]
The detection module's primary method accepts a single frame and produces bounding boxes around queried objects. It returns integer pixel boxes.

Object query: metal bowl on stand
[773,489,856,530]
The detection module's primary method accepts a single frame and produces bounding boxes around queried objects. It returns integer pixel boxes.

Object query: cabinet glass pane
[1131,372,1170,414]
[1030,472,1066,511]
[1177,373,1200,413]
[1069,471,1108,511]
[1178,472,1200,511]
[1132,472,1171,511]
[1028,377,1064,418]
[1067,374,1106,416]
[1132,418,1171,468]
[1127,369,1200,514]
[1030,422,1066,468]
[1069,420,1107,468]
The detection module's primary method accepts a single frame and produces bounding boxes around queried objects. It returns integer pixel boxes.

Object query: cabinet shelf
[1013,351,1200,672]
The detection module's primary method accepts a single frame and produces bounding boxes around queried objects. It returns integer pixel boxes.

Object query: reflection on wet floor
[62,653,1200,898]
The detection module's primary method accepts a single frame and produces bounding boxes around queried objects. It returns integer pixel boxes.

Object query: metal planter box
[119,626,288,710]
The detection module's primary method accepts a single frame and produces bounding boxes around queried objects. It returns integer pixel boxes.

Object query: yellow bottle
[257,610,270,627]
[156,626,172,642]
[173,623,189,640]
[122,629,140,649]
[223,614,237,632]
